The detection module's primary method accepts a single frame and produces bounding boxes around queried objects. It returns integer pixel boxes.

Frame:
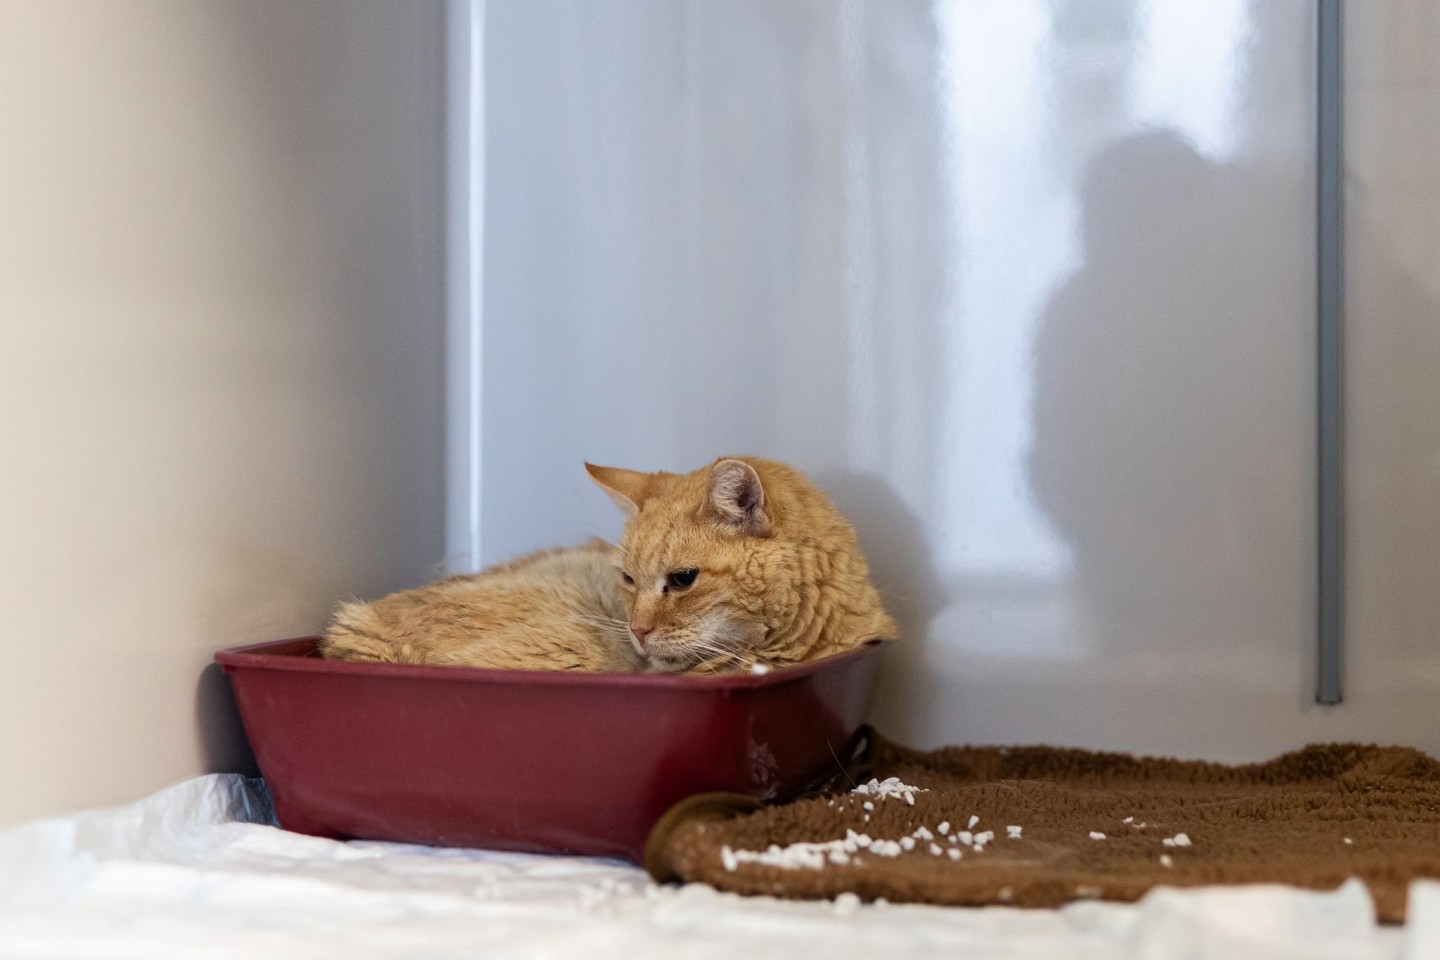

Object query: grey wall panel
[481,0,1440,758]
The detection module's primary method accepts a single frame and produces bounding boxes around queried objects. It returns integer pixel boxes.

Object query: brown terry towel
[648,734,1440,923]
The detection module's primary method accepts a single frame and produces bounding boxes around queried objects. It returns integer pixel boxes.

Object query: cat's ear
[585,463,655,515]
[706,459,771,535]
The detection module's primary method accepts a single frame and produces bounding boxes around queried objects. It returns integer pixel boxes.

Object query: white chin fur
[645,653,691,674]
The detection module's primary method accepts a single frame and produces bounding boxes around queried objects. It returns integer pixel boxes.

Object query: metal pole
[1316,0,1344,705]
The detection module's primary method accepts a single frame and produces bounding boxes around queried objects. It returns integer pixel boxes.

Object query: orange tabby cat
[320,457,895,673]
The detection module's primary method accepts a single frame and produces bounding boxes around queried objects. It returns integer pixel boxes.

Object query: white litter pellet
[722,827,907,871]
[975,831,994,845]
[900,837,916,851]
[937,821,951,834]
[968,815,980,829]
[929,843,943,856]
[1344,837,1354,845]
[956,830,973,845]
[851,777,928,802]
[947,848,963,860]
[1122,816,1133,824]
[862,801,874,812]
[833,892,862,916]
[1159,854,1173,868]
[1161,833,1192,848]
[1007,825,1022,839]
[749,663,771,675]
[913,826,934,841]
[1090,832,1107,841]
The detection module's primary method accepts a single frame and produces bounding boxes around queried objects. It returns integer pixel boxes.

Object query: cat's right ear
[585,463,654,515]
[706,459,771,535]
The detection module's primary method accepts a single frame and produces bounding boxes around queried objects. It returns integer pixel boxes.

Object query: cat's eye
[620,572,634,586]
[666,568,699,589]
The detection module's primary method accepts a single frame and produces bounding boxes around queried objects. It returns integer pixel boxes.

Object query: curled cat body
[320,457,896,674]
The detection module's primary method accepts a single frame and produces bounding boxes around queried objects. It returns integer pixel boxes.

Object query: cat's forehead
[622,511,701,555]
[620,502,721,564]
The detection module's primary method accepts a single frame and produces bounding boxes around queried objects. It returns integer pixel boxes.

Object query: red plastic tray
[216,636,887,862]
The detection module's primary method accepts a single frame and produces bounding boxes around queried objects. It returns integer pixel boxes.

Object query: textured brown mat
[653,736,1440,923]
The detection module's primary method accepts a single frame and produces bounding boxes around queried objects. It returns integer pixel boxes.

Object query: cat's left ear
[585,463,655,515]
[707,459,771,536]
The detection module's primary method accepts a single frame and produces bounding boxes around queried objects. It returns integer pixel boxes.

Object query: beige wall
[0,1,445,827]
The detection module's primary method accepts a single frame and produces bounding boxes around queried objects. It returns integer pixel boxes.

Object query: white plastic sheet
[0,774,1428,959]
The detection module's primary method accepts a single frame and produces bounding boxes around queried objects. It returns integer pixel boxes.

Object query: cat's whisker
[704,626,752,653]
[572,615,627,629]
[566,609,628,625]
[687,631,752,668]
[689,639,731,660]
[565,615,630,637]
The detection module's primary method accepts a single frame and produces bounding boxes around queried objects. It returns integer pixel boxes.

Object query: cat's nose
[630,625,652,647]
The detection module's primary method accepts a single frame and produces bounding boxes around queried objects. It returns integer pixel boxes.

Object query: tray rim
[216,635,891,690]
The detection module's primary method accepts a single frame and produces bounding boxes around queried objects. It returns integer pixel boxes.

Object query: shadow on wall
[196,663,259,778]
[1027,130,1309,669]
[817,470,944,736]
[183,1,445,778]
[207,0,447,605]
